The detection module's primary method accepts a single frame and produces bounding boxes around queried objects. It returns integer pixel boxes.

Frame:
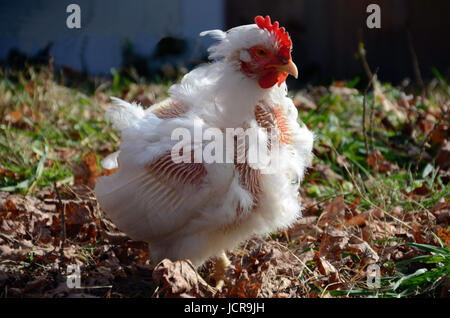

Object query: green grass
[0,66,169,193]
[330,234,450,297]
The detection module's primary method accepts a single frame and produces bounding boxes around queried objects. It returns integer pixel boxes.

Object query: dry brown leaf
[73,151,101,188]
[374,86,406,120]
[25,82,35,95]
[4,110,23,124]
[348,197,361,216]
[228,271,261,298]
[435,140,450,170]
[420,119,434,135]
[99,230,129,245]
[367,150,397,173]
[24,277,47,292]
[331,81,345,88]
[325,196,346,217]
[346,214,368,227]
[436,226,450,247]
[319,196,346,227]
[391,206,404,217]
[319,227,349,261]
[346,208,383,227]
[435,210,450,227]
[310,163,343,183]
[102,167,118,176]
[411,185,432,196]
[362,226,372,243]
[152,259,200,297]
[314,254,340,285]
[54,147,77,161]
[286,216,318,241]
[336,154,349,168]
[431,124,449,145]
[4,106,37,127]
[0,166,15,179]
[65,202,91,225]
[347,238,379,264]
[293,93,317,111]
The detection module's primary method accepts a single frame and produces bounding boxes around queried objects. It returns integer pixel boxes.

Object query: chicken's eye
[254,47,267,58]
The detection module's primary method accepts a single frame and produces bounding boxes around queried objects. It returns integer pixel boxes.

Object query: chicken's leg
[212,251,230,291]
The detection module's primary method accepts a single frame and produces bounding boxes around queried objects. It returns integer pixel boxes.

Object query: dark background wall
[226,0,450,86]
[0,0,448,87]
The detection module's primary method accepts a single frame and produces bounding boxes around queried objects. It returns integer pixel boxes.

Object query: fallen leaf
[435,140,450,170]
[73,151,101,188]
[54,147,77,161]
[0,166,15,179]
[348,197,361,216]
[152,259,200,297]
[331,81,346,88]
[362,226,372,243]
[229,274,261,298]
[314,254,340,285]
[319,196,346,226]
[319,227,349,261]
[435,210,450,227]
[310,163,343,182]
[367,150,397,173]
[431,124,449,145]
[412,223,424,244]
[26,82,35,95]
[411,184,431,196]
[375,86,406,120]
[347,238,379,264]
[436,226,450,247]
[65,202,91,225]
[293,93,317,111]
[102,167,118,176]
[4,110,23,124]
[346,214,368,227]
[24,277,47,292]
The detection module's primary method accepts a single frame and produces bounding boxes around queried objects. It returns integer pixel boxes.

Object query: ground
[0,65,449,298]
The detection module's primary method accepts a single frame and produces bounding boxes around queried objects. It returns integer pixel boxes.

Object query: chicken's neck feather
[168,61,288,129]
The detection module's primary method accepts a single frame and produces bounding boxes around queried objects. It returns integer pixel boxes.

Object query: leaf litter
[1,181,446,297]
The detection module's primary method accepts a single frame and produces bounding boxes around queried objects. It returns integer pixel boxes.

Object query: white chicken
[95,16,313,288]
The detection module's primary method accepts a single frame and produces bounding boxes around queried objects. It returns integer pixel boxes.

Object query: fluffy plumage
[95,16,314,268]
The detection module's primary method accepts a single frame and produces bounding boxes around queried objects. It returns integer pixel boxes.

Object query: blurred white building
[0,0,224,74]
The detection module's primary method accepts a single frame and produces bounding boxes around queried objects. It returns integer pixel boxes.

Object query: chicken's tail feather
[106,97,146,131]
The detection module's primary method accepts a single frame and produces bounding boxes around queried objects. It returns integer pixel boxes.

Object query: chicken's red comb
[255,15,292,58]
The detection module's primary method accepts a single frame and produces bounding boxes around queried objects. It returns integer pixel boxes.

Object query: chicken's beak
[276,59,298,79]
[265,59,299,79]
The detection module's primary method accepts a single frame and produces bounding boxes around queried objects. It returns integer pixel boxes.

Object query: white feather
[106,97,146,130]
[95,21,314,267]
[101,151,120,170]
